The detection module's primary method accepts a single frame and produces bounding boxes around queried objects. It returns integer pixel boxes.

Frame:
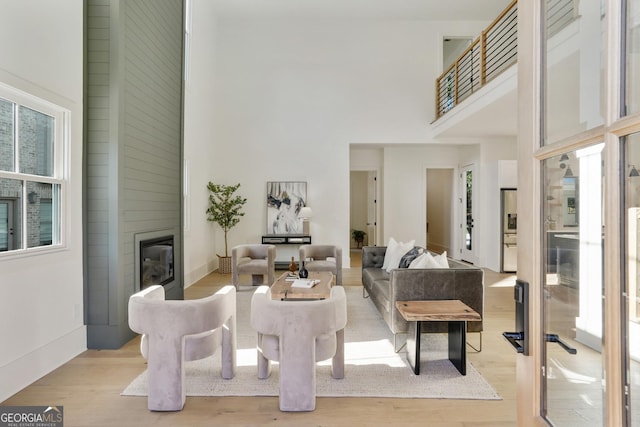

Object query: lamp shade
[299,206,313,219]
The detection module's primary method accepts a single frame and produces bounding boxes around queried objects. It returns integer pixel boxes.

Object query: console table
[395,300,481,375]
[262,235,311,269]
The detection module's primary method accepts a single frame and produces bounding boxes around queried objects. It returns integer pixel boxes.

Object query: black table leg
[406,321,421,375]
[448,321,467,375]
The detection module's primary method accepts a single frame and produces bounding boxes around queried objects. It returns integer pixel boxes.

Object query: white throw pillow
[381,237,399,271]
[408,253,429,269]
[432,251,450,268]
[384,239,415,273]
[422,252,441,269]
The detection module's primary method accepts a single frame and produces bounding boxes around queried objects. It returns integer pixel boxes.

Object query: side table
[395,300,481,375]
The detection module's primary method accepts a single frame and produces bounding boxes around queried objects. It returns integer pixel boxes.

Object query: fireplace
[139,235,174,289]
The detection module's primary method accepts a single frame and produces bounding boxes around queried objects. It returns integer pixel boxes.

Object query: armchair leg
[331,329,345,379]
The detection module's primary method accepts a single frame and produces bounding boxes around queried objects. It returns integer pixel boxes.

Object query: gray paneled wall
[84,0,184,349]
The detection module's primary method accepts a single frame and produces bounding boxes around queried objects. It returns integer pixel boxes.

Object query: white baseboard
[0,326,87,402]
[184,261,216,288]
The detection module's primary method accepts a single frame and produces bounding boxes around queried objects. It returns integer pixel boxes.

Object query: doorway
[460,164,476,264]
[350,170,377,266]
[443,37,473,70]
[426,168,454,254]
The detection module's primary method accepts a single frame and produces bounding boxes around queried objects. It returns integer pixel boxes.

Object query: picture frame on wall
[266,181,307,235]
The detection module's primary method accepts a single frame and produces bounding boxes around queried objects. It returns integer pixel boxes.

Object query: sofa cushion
[371,279,391,312]
[409,253,429,268]
[363,267,389,288]
[383,238,415,272]
[432,251,449,268]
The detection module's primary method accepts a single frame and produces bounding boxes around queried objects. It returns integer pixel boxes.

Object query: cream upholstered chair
[250,285,347,411]
[299,244,342,285]
[232,244,276,290]
[128,285,236,411]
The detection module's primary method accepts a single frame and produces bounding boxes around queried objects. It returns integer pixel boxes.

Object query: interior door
[367,171,377,246]
[461,164,475,263]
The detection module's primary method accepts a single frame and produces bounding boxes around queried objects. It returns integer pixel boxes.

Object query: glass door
[0,200,14,251]
[624,133,640,426]
[461,164,475,263]
[542,145,604,425]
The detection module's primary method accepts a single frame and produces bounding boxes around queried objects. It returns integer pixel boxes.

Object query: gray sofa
[361,246,484,347]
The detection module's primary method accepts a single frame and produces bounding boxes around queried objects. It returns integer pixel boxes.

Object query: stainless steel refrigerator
[501,189,517,273]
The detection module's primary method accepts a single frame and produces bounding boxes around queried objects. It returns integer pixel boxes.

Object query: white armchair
[299,244,343,285]
[250,285,347,411]
[128,285,236,411]
[232,244,276,290]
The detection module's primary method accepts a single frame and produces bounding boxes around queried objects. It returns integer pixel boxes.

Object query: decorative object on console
[299,206,313,235]
[266,181,307,235]
[298,260,309,278]
[206,182,247,274]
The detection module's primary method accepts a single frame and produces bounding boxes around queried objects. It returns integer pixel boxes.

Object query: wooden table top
[270,271,334,300]
[395,300,481,322]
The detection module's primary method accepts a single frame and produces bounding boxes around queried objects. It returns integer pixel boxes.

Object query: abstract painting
[266,181,307,235]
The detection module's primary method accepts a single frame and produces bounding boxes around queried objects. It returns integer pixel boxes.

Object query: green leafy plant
[206,182,247,257]
[351,229,367,248]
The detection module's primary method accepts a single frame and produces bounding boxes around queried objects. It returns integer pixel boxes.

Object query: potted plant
[351,229,367,248]
[206,182,247,274]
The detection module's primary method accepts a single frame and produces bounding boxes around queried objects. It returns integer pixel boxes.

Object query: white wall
[479,139,518,271]
[183,0,219,286]
[0,0,84,401]
[383,144,466,248]
[205,18,489,269]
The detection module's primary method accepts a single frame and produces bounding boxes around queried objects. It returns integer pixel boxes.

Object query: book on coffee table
[291,279,320,288]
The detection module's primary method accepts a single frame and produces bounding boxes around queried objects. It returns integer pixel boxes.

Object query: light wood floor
[2,252,519,426]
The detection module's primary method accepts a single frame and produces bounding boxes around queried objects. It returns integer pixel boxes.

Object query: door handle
[546,333,577,354]
[502,332,525,353]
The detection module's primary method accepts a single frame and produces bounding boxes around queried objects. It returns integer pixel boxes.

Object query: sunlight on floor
[550,357,597,384]
[490,274,517,288]
[235,339,406,369]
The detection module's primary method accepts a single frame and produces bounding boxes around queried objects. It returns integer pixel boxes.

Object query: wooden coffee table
[395,300,481,375]
[270,271,334,300]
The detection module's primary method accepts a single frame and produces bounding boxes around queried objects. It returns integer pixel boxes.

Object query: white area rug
[122,286,501,400]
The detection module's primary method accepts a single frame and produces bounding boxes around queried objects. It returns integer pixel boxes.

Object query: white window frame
[0,81,68,257]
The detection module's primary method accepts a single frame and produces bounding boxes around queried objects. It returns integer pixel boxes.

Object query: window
[625,0,640,115]
[0,84,66,254]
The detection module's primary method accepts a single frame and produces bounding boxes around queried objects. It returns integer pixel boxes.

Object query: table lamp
[299,206,313,235]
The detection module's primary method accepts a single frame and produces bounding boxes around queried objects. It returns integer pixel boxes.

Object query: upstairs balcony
[432,0,578,138]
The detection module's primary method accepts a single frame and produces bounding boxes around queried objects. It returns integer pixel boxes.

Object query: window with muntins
[0,84,66,254]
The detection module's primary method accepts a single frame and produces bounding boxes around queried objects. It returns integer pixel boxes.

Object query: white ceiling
[211,0,512,21]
